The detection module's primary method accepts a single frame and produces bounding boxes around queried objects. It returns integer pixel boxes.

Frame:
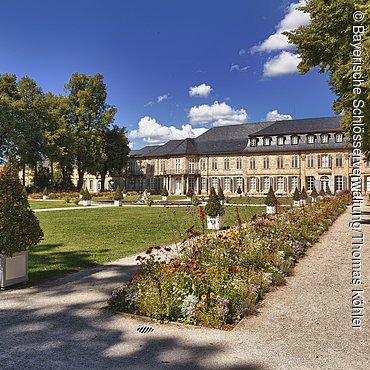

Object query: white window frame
[236,177,243,189]
[277,155,284,169]
[291,176,299,192]
[277,136,285,146]
[291,136,299,145]
[175,158,181,174]
[335,176,344,191]
[250,177,257,191]
[321,155,330,168]
[291,155,299,169]
[321,134,329,143]
[200,158,206,171]
[307,135,315,144]
[211,158,218,170]
[223,177,231,191]
[263,137,271,146]
[189,158,195,174]
[263,177,270,191]
[306,154,314,168]
[277,176,284,191]
[250,157,256,170]
[250,138,257,147]
[224,157,230,170]
[211,177,218,189]
[263,156,269,169]
[306,176,315,191]
[335,133,343,143]
[201,177,207,190]
[236,157,242,170]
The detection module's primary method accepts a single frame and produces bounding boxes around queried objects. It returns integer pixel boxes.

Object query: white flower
[181,294,199,318]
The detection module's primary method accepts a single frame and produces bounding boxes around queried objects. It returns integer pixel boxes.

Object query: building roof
[129,116,345,158]
[249,116,342,137]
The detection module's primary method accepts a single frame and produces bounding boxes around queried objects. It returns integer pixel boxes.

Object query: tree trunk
[77,169,84,191]
[100,170,107,192]
[22,163,26,187]
[50,160,54,189]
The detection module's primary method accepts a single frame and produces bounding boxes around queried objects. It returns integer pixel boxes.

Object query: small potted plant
[144,195,153,207]
[292,187,301,207]
[161,185,169,201]
[113,186,123,206]
[81,188,92,206]
[300,186,308,206]
[237,185,243,197]
[42,187,49,200]
[0,158,43,288]
[311,186,319,203]
[265,186,277,214]
[186,188,194,201]
[205,187,225,230]
[122,186,128,197]
[218,186,225,205]
[192,196,199,206]
[79,187,84,199]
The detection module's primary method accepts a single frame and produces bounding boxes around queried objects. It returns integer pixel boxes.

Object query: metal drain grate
[136,325,154,334]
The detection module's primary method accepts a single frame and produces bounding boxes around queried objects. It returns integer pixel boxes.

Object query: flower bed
[109,195,350,329]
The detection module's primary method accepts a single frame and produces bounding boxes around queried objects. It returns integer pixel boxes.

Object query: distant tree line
[0,72,130,191]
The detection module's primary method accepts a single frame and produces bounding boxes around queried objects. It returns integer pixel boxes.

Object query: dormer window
[307,135,315,144]
[250,138,257,147]
[291,136,299,145]
[321,134,329,143]
[277,136,285,146]
[335,133,343,143]
[263,137,271,146]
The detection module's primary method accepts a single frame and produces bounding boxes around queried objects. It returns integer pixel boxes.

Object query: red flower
[231,265,237,272]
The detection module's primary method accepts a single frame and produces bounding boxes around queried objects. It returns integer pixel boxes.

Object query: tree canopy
[285,0,369,157]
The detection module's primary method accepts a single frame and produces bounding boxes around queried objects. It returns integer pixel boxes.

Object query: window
[223,177,231,191]
[291,176,299,192]
[335,176,344,191]
[160,160,166,172]
[150,161,155,172]
[336,154,343,167]
[89,179,93,190]
[320,155,330,168]
[263,137,271,146]
[211,158,218,170]
[291,155,299,168]
[320,176,330,191]
[263,156,269,169]
[250,138,257,146]
[277,136,285,146]
[224,157,230,170]
[335,133,343,143]
[236,157,242,170]
[189,158,195,174]
[291,136,299,145]
[201,177,207,191]
[366,160,370,167]
[321,134,329,143]
[306,154,314,168]
[306,176,315,191]
[250,157,256,170]
[236,177,243,190]
[250,177,257,191]
[307,135,315,144]
[211,177,218,189]
[277,155,284,169]
[277,176,284,191]
[188,177,195,192]
[175,158,181,174]
[263,177,270,191]
[97,181,101,191]
[200,158,206,171]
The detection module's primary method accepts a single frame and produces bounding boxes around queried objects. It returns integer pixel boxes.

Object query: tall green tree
[98,125,130,191]
[64,73,117,189]
[285,0,369,157]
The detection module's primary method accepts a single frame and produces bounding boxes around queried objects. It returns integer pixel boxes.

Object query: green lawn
[92,195,188,202]
[29,205,264,284]
[29,200,80,209]
[227,196,293,205]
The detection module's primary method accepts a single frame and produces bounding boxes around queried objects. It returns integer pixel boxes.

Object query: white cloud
[128,141,134,149]
[188,101,248,127]
[144,101,154,107]
[230,64,250,72]
[251,1,310,53]
[189,83,213,98]
[239,48,246,55]
[129,116,208,144]
[263,51,301,77]
[157,94,169,103]
[266,110,293,121]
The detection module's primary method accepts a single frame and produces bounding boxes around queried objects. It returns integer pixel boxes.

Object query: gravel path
[1,202,369,370]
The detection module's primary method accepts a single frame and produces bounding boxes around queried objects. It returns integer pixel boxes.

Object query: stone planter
[0,250,29,289]
[42,195,48,200]
[186,197,192,201]
[79,194,83,199]
[81,200,91,206]
[293,200,300,207]
[266,205,276,214]
[162,196,168,201]
[207,215,224,230]
[311,197,317,203]
[300,199,307,207]
[114,200,122,206]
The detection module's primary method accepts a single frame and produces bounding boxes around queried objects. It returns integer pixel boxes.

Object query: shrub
[205,187,225,217]
[300,186,308,200]
[64,196,71,203]
[42,187,48,196]
[113,186,123,201]
[311,186,319,198]
[192,196,200,206]
[122,187,127,195]
[326,183,332,196]
[292,187,301,201]
[319,188,326,197]
[237,186,242,195]
[217,186,225,201]
[79,187,84,196]
[264,186,277,206]
[161,186,169,197]
[82,188,92,201]
[186,188,194,198]
[0,158,43,256]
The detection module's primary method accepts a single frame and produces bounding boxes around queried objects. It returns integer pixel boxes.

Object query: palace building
[125,117,370,195]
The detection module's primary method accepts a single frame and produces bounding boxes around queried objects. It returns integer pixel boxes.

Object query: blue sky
[0,0,336,149]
